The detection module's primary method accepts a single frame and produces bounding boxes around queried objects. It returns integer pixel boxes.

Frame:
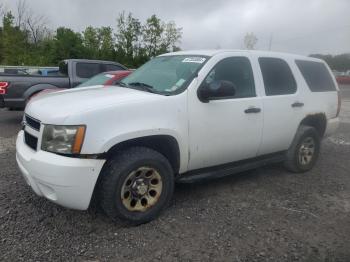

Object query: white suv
[16,50,340,224]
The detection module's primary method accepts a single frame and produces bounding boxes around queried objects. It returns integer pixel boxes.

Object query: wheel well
[299,113,327,137]
[106,135,181,174]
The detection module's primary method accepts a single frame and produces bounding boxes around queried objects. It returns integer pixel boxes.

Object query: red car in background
[77,70,132,88]
[336,75,350,85]
[33,70,133,99]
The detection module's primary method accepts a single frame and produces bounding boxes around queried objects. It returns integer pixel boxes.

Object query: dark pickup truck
[0,59,127,109]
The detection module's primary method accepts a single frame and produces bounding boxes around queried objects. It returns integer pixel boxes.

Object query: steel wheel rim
[121,167,163,212]
[298,136,315,165]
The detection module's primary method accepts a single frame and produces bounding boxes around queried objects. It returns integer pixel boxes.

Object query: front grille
[25,115,41,130]
[24,131,38,151]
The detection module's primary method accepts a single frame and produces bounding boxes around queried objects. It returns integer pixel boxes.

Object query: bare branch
[0,3,7,17]
[16,0,28,29]
[26,13,49,45]
[244,32,258,50]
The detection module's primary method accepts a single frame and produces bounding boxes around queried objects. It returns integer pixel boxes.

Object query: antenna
[268,33,273,51]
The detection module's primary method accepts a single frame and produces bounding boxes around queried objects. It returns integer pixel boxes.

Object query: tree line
[1,1,349,71]
[0,1,182,68]
[244,32,350,72]
[310,53,350,72]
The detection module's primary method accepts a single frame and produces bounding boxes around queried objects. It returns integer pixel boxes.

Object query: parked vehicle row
[0,59,127,109]
[336,75,350,85]
[16,49,340,224]
[0,66,59,76]
[333,70,350,85]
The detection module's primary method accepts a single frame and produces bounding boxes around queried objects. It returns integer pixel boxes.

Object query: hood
[25,85,159,123]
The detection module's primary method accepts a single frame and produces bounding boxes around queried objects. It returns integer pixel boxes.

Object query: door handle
[244,107,261,113]
[291,102,304,108]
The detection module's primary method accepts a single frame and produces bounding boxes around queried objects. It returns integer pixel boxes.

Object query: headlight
[41,125,86,154]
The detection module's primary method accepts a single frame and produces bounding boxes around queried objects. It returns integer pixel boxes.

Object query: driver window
[203,57,256,98]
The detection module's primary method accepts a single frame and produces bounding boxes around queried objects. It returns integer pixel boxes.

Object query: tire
[284,125,321,173]
[98,147,174,224]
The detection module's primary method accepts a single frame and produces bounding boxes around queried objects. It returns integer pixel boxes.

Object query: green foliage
[83,26,99,59]
[142,15,164,57]
[2,11,29,65]
[98,27,115,60]
[51,27,85,63]
[310,53,350,71]
[115,11,142,67]
[0,10,182,68]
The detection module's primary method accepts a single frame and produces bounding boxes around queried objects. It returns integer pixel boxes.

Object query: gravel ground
[1,88,350,261]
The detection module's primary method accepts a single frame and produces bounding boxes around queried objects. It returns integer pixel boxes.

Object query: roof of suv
[161,49,323,63]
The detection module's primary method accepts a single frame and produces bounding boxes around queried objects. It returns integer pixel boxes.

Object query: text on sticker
[182,57,206,64]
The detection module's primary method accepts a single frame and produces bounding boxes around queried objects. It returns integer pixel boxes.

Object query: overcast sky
[2,0,350,55]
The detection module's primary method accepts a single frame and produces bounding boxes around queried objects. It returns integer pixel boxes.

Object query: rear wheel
[284,125,320,173]
[98,147,174,224]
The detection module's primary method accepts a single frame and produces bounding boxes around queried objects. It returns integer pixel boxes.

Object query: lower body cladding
[16,131,105,210]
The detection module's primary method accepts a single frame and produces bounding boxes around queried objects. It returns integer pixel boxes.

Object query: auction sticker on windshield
[182,57,206,63]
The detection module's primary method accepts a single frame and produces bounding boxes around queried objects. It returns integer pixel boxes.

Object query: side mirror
[197,80,236,103]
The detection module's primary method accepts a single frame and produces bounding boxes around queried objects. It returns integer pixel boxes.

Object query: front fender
[100,129,188,173]
[101,128,183,153]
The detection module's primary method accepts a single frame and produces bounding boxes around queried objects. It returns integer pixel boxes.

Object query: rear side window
[259,57,297,96]
[295,60,336,92]
[76,63,101,78]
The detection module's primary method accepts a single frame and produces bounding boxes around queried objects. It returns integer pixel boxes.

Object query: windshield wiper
[127,82,156,93]
[116,81,127,87]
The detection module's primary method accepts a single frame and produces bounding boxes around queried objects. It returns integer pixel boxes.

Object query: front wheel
[284,126,321,173]
[98,147,174,224]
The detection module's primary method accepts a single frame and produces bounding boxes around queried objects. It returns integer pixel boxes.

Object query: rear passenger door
[257,57,305,155]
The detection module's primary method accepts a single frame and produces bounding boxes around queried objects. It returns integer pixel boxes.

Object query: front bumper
[16,130,105,210]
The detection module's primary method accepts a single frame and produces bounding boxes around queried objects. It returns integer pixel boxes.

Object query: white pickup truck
[16,50,340,224]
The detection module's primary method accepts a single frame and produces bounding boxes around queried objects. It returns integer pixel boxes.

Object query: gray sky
[2,0,350,55]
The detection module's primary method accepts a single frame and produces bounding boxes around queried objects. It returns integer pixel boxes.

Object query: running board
[177,152,286,183]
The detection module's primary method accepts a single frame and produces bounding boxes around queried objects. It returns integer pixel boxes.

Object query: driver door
[187,55,263,170]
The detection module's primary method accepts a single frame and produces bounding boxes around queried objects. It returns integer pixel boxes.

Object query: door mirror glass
[198,80,236,102]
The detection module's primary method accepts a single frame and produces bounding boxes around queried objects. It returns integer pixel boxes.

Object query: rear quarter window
[295,60,336,92]
[76,63,101,78]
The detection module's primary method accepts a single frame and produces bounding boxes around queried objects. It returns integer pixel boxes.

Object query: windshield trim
[120,55,211,96]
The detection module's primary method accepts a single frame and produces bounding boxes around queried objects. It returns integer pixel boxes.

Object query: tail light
[336,90,341,117]
[0,82,9,95]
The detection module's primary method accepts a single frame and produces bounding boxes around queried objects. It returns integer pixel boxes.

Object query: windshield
[77,73,115,88]
[120,55,208,94]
